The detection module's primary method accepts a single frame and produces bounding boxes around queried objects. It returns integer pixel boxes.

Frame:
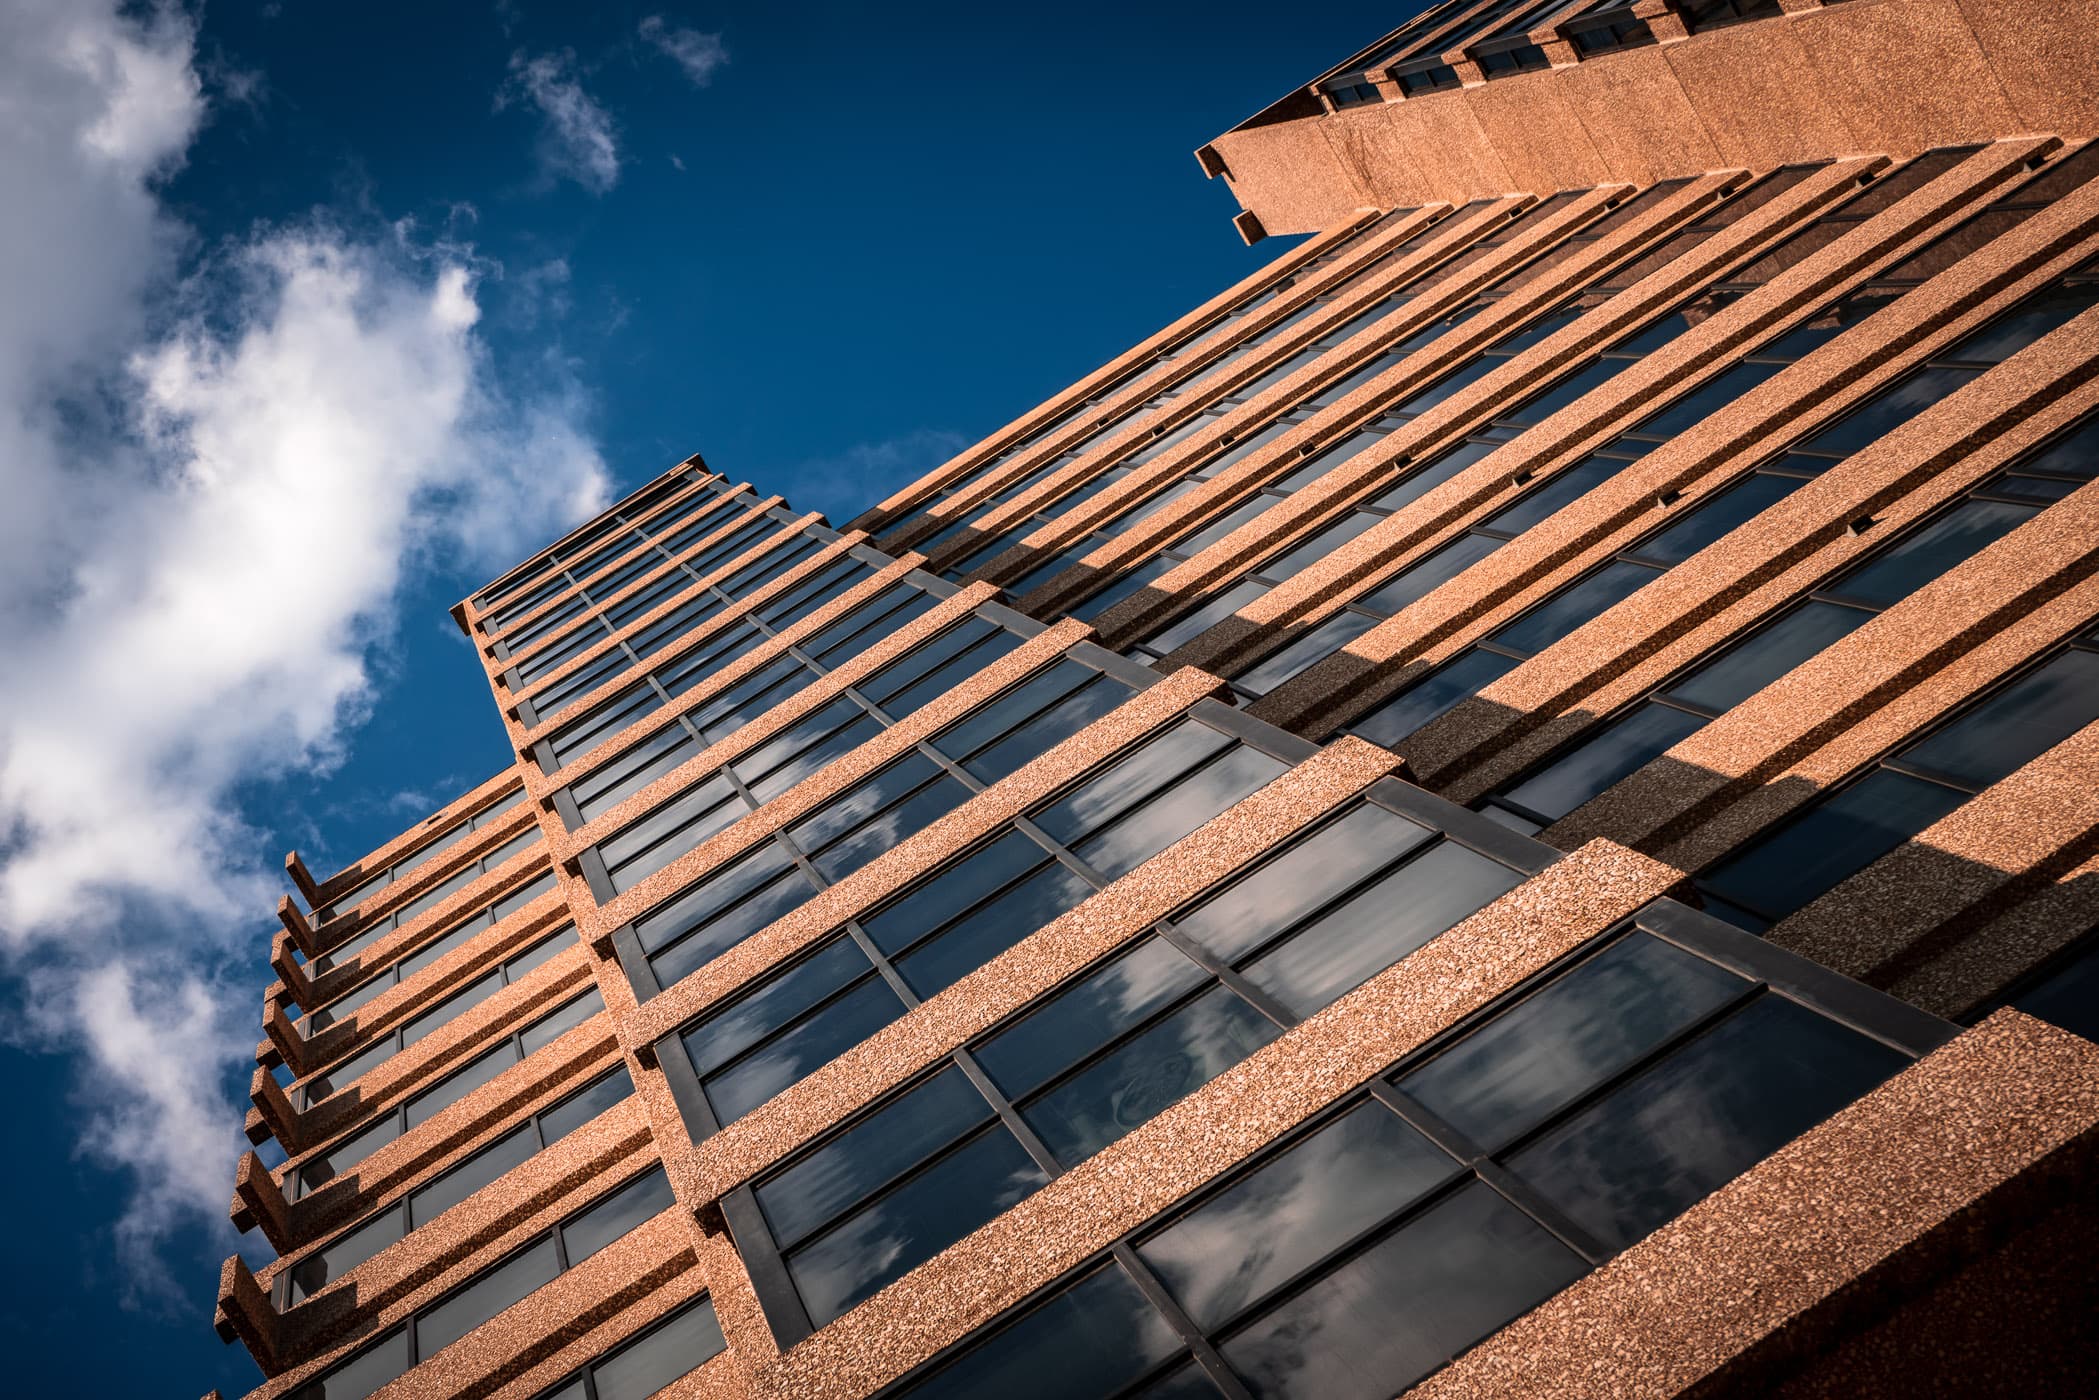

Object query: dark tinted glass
[410,1123,538,1223]
[1664,601,1868,714]
[1074,746,1288,880]
[2013,936,2099,1042]
[537,1066,636,1143]
[685,936,870,1075]
[1504,702,1708,820]
[1241,840,1524,1016]
[894,859,1096,998]
[1218,1180,1584,1400]
[1510,994,1904,1250]
[1630,359,1785,440]
[706,977,904,1124]
[1140,1100,1452,1329]
[1358,531,1501,617]
[592,1297,726,1400]
[1235,611,1376,695]
[561,1167,676,1264]
[633,841,801,953]
[1702,768,1967,921]
[285,1329,408,1400]
[862,830,1048,955]
[787,1126,1048,1324]
[1898,649,2099,789]
[1798,366,1981,459]
[1034,722,1233,848]
[1398,933,1742,1146]
[1025,984,1279,1164]
[1145,580,1267,655]
[1630,473,1803,566]
[890,1264,1184,1400]
[1174,803,1430,965]
[755,1066,989,1246]
[1352,650,1519,747]
[1491,560,1657,657]
[416,1236,560,1356]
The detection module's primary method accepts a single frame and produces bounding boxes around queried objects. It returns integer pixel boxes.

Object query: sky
[0,1,1406,1394]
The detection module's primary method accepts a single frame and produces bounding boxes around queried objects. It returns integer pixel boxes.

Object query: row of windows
[704,776,1539,1342]
[897,206,1486,568]
[927,189,1612,587]
[315,785,528,921]
[501,515,825,718]
[877,903,1943,1399]
[293,987,606,1198]
[302,868,558,1033]
[659,707,1323,1145]
[1114,148,1969,671]
[1700,622,2099,932]
[281,1067,633,1308]
[875,211,1424,547]
[470,468,712,622]
[1339,248,2099,748]
[488,484,761,651]
[539,563,945,791]
[286,1164,677,1400]
[963,183,1713,608]
[295,925,575,1111]
[306,825,542,978]
[1483,413,2099,831]
[596,642,1151,997]
[1066,164,1821,633]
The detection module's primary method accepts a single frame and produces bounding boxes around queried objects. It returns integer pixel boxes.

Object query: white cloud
[0,0,611,1296]
[499,49,620,194]
[639,15,727,87]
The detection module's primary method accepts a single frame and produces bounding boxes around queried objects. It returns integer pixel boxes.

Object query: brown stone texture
[1211,0,2099,235]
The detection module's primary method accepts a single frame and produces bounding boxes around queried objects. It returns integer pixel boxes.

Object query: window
[529,1294,726,1400]
[1346,211,2099,748]
[298,926,573,1108]
[1699,629,2099,931]
[285,1166,675,1400]
[1484,414,2099,829]
[283,1066,634,1307]
[728,780,1535,1340]
[882,902,1943,1399]
[316,786,529,919]
[303,869,558,1032]
[294,988,606,1196]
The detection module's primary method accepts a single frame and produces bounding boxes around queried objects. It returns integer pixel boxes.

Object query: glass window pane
[1510,994,1905,1251]
[1702,768,1968,922]
[591,1297,726,1400]
[1822,499,2035,610]
[410,1124,538,1224]
[537,1067,636,1145]
[285,1328,409,1400]
[560,1167,677,1265]
[1489,560,1658,658]
[1398,933,1745,1148]
[1259,512,1381,583]
[1034,723,1234,849]
[1664,602,1869,715]
[1023,985,1280,1165]
[755,1066,991,1247]
[1143,580,1268,656]
[801,773,969,883]
[1235,611,1376,695]
[1796,366,1980,460]
[1629,359,1784,441]
[786,1126,1049,1325]
[405,1041,517,1129]
[686,936,873,1075]
[963,673,1133,785]
[705,977,906,1125]
[1139,1100,1453,1330]
[889,1264,1185,1400]
[977,938,1209,1100]
[1629,472,1804,566]
[1351,650,1519,748]
[288,1206,406,1304]
[862,830,1049,956]
[647,863,818,988]
[1217,1179,1585,1400]
[894,858,1097,998]
[1357,531,1500,618]
[1898,649,2099,790]
[1503,703,1709,822]
[633,842,801,955]
[1479,455,1631,538]
[520,988,604,1057]
[415,1235,561,1356]
[1075,746,1289,880]
[2012,935,2099,1042]
[1241,840,1524,1017]
[1174,803,1432,966]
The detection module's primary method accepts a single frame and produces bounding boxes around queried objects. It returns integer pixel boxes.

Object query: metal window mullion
[1105,1243,1260,1400]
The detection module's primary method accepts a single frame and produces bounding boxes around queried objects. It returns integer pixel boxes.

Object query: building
[211,3,2099,1397]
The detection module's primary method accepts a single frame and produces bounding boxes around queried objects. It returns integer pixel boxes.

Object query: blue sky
[0,2,1404,1394]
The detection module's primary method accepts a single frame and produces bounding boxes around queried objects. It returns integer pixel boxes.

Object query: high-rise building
[211,4,2099,1397]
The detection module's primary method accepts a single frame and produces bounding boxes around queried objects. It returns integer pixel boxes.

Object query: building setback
[212,3,2099,1398]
